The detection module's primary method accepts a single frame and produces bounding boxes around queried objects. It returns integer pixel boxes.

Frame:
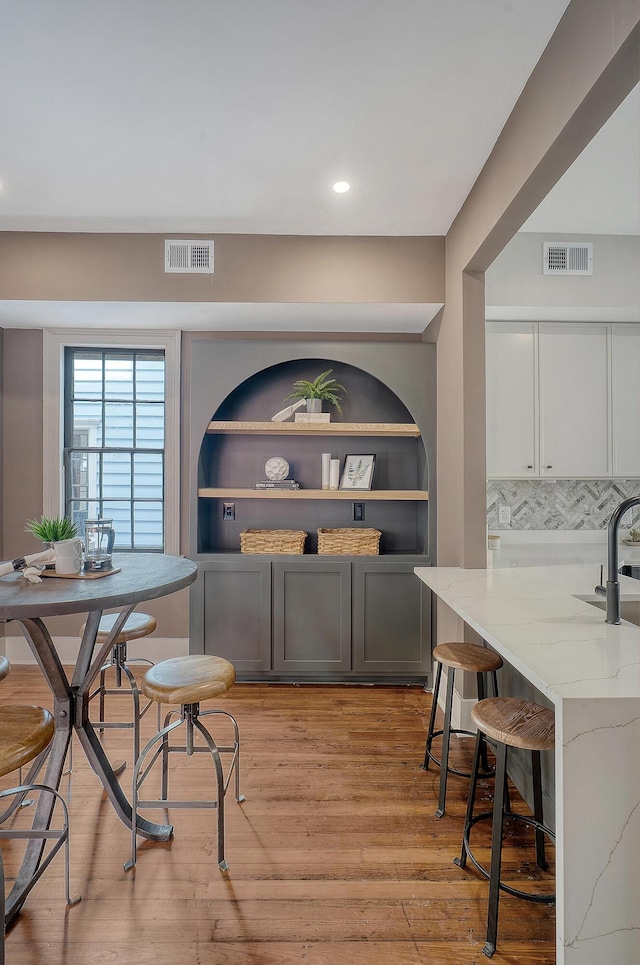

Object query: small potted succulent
[284,369,346,414]
[25,515,78,546]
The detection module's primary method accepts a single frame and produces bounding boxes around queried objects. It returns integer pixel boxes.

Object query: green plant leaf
[25,515,78,542]
[283,369,346,411]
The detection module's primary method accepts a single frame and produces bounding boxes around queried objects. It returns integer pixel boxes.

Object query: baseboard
[4,636,190,666]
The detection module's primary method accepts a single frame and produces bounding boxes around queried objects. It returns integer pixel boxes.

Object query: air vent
[164,240,214,274]
[543,242,592,275]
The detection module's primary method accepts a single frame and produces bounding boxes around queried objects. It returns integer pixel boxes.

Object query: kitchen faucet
[595,495,640,624]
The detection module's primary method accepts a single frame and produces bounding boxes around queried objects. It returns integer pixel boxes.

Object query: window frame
[43,329,180,556]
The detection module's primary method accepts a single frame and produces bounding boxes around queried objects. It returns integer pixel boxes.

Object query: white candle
[321,453,331,489]
[329,458,340,490]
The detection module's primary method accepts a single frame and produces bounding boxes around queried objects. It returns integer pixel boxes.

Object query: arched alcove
[196,357,430,555]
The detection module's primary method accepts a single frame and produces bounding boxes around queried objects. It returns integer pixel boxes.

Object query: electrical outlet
[222,502,235,521]
[353,502,365,522]
[498,504,511,526]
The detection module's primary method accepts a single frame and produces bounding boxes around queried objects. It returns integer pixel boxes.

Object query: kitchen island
[415,542,640,965]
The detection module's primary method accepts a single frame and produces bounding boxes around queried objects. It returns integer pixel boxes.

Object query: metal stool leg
[125,715,184,872]
[423,660,442,770]
[484,741,508,958]
[434,666,455,818]
[531,749,547,870]
[454,729,484,869]
[200,709,245,804]
[476,673,492,773]
[125,702,244,874]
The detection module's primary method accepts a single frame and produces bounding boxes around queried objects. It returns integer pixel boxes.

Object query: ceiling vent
[164,240,214,274]
[543,241,592,275]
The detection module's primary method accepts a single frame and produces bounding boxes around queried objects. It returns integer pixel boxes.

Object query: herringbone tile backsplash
[487,479,640,531]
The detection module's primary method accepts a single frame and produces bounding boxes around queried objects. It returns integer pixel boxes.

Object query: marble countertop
[415,542,640,705]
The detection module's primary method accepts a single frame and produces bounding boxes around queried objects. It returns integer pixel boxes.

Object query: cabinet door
[611,324,640,477]
[486,322,537,476]
[197,559,272,672]
[272,560,351,673]
[539,323,609,477]
[353,561,431,674]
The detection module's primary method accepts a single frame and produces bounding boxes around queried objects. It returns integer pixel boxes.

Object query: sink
[576,596,640,627]
[620,563,640,581]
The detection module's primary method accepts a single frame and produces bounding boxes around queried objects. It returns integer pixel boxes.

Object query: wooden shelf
[206,421,420,437]
[198,488,428,500]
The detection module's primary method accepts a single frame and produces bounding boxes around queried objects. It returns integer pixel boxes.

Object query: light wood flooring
[1,667,555,964]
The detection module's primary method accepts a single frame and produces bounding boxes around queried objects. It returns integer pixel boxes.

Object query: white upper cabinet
[611,324,640,477]
[486,322,640,479]
[486,322,537,477]
[539,323,610,478]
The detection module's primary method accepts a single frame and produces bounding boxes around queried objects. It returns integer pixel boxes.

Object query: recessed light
[332,181,350,194]
[0,180,6,193]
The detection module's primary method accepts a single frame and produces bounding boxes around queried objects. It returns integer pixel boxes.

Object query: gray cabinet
[273,559,351,673]
[194,559,271,673]
[353,560,431,674]
[191,555,431,682]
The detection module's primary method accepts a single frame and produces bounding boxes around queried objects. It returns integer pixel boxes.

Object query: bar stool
[0,705,80,959]
[454,697,555,958]
[82,612,160,765]
[124,654,245,874]
[423,642,503,817]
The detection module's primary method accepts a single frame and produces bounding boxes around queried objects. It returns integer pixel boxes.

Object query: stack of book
[254,479,301,490]
[294,412,331,423]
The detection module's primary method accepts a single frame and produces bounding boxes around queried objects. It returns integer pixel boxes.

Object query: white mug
[54,537,83,575]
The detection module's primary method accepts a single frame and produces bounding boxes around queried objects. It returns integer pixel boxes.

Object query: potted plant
[25,515,78,545]
[284,369,346,414]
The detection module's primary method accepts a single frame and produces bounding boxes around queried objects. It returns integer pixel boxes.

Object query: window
[64,348,165,550]
[43,330,180,556]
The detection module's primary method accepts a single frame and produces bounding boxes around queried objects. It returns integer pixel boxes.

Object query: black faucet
[595,495,640,624]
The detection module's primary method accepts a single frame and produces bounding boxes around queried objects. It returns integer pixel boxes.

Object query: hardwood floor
[1,667,555,963]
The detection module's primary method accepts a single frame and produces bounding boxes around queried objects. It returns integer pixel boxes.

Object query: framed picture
[340,454,375,491]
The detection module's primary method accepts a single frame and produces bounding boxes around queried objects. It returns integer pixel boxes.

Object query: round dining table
[0,552,197,924]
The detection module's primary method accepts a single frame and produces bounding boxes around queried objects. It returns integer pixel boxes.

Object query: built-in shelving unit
[187,342,436,682]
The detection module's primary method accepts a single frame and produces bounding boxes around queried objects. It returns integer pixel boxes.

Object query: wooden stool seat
[0,706,54,778]
[141,655,236,706]
[471,697,555,752]
[434,642,503,674]
[81,611,157,643]
[0,656,10,683]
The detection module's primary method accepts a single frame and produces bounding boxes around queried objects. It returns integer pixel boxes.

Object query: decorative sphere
[264,456,289,481]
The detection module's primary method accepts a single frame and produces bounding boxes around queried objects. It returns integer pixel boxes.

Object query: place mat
[41,567,122,580]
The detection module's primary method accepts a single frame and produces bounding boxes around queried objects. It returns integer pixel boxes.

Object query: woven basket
[317,528,381,556]
[240,529,307,554]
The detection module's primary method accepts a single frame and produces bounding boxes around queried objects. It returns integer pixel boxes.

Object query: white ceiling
[1,1,636,333]
[0,0,571,236]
